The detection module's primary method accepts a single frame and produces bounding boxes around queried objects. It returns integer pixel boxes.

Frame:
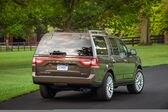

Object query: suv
[32,30,144,101]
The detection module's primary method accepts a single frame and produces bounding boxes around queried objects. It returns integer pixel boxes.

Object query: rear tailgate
[34,57,93,78]
[33,32,95,78]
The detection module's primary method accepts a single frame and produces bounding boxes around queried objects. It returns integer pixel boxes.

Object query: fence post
[30,43,32,51]
[0,44,1,52]
[17,42,19,51]
[6,43,7,52]
[24,42,26,51]
[132,38,134,47]
[160,36,163,43]
[11,43,13,51]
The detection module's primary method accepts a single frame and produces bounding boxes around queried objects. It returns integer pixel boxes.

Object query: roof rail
[88,30,107,37]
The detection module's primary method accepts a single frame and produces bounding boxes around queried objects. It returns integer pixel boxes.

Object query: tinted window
[117,39,128,55]
[93,36,108,55]
[110,38,120,55]
[35,33,92,56]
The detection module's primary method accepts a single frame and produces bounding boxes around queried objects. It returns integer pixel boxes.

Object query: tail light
[80,58,99,68]
[32,57,45,65]
[32,56,99,67]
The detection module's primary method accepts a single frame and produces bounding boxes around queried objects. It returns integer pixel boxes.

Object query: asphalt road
[0,65,168,109]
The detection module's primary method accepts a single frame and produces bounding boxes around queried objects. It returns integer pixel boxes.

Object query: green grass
[0,51,38,102]
[129,44,168,66]
[0,44,168,102]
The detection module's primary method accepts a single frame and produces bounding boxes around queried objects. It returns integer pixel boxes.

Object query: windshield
[35,33,92,56]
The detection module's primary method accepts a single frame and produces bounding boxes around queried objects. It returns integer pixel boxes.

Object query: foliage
[0,1,30,37]
[159,0,168,32]
[0,0,167,38]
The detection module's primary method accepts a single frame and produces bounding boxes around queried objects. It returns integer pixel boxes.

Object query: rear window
[35,33,92,56]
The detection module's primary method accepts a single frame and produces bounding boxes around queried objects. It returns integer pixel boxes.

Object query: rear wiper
[50,50,67,55]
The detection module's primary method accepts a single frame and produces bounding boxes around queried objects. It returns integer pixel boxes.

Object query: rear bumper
[32,72,95,85]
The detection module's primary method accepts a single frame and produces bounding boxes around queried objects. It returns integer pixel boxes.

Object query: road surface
[0,65,168,109]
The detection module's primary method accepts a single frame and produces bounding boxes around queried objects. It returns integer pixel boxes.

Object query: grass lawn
[129,44,168,66]
[0,44,168,102]
[0,51,38,102]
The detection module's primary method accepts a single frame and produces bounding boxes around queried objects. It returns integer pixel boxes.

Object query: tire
[90,88,97,95]
[40,85,56,98]
[97,72,114,101]
[127,69,144,94]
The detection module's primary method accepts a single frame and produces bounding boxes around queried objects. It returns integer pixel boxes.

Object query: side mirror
[129,49,137,56]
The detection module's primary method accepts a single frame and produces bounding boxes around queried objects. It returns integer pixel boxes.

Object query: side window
[109,38,120,55]
[93,36,108,55]
[117,39,128,56]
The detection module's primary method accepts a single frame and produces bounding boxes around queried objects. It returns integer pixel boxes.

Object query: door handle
[112,59,116,63]
[123,59,128,62]
[110,56,116,63]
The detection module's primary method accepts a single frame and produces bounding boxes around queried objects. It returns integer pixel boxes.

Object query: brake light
[32,57,45,65]
[32,57,98,67]
[80,58,99,67]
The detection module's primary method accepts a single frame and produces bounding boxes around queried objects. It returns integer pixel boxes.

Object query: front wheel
[97,72,114,101]
[127,69,144,94]
[40,85,57,98]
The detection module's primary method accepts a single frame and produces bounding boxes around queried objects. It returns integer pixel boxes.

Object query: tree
[0,0,31,49]
[0,0,166,44]
[138,0,161,45]
[0,0,31,36]
[160,0,168,44]
[95,0,141,36]
[25,0,59,41]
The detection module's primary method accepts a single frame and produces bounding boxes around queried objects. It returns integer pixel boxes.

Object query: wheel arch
[107,69,116,82]
[137,65,142,70]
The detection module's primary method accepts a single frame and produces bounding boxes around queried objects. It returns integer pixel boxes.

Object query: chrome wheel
[97,73,114,100]
[106,76,114,99]
[135,72,144,92]
[127,69,144,94]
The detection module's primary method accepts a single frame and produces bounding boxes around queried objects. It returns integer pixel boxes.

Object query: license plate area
[57,64,68,71]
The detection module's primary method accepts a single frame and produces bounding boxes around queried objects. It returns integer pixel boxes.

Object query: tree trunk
[63,0,75,31]
[164,31,168,44]
[36,27,41,42]
[35,26,47,42]
[64,14,72,31]
[139,16,151,45]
